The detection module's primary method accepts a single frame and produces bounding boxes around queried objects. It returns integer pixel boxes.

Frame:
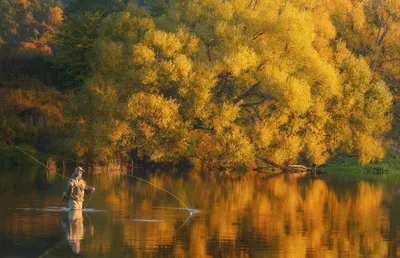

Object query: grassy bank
[321,157,400,179]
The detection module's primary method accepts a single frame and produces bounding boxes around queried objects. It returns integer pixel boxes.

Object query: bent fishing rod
[13,145,193,215]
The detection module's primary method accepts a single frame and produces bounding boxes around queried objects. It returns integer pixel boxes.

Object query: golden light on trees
[71,0,393,168]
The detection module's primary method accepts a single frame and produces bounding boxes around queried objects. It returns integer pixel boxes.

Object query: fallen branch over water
[257,157,318,174]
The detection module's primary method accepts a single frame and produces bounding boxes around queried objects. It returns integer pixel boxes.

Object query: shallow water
[1,167,400,257]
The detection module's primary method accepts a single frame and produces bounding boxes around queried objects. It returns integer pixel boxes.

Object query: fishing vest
[68,178,87,202]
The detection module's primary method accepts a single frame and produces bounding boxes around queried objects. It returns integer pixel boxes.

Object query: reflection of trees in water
[10,172,386,257]
[1,168,392,257]
[248,177,388,258]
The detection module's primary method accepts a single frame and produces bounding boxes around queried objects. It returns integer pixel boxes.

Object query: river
[1,166,400,257]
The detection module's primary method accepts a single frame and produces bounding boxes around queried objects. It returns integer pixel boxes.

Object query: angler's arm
[85,186,95,194]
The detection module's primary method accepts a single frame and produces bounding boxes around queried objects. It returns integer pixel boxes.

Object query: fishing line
[14,144,144,168]
[13,145,95,208]
[12,145,195,257]
[13,145,193,216]
[121,172,192,216]
[14,145,76,181]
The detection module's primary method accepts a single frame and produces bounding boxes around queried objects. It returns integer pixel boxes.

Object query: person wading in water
[63,166,95,210]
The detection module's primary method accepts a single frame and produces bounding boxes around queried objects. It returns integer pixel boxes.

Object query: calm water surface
[1,167,400,257]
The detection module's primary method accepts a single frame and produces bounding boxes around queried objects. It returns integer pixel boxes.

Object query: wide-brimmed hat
[74,166,84,173]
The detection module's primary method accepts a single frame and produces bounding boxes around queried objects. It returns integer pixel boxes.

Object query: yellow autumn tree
[75,1,393,168]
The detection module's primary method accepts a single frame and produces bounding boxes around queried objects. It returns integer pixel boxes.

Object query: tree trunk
[370,14,390,73]
[257,157,317,174]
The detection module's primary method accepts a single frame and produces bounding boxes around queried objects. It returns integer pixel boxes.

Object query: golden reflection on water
[1,170,396,257]
[88,173,391,257]
[252,177,388,258]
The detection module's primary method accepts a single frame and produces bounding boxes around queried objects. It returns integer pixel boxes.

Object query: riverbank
[321,157,400,179]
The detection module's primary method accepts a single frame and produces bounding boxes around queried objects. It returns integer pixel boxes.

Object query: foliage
[324,0,400,144]
[74,1,393,168]
[0,0,397,169]
[53,11,103,87]
[53,0,128,87]
[0,0,66,87]
[0,77,72,155]
[63,0,125,17]
[328,0,400,89]
[0,0,63,50]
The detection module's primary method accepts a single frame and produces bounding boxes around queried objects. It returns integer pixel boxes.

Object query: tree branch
[233,83,259,104]
[253,31,265,40]
[371,13,392,72]
[240,96,269,107]
[257,157,317,173]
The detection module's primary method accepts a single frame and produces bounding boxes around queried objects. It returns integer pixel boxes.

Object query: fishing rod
[14,145,70,181]
[13,145,193,215]
[12,145,196,258]
[13,145,95,208]
[13,144,144,169]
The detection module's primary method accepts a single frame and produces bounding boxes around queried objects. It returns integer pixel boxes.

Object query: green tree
[54,0,128,87]
[63,0,125,17]
[54,11,103,87]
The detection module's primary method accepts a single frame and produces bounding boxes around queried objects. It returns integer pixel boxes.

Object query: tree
[75,1,392,168]
[63,0,126,17]
[328,0,400,90]
[54,11,103,87]
[0,0,31,44]
[0,0,65,46]
[322,0,400,152]
[54,0,129,88]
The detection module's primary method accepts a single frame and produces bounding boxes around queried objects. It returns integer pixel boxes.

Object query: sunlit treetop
[74,0,393,168]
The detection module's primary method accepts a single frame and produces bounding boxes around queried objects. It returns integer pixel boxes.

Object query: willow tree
[326,0,400,146]
[75,1,392,168]
[325,0,400,81]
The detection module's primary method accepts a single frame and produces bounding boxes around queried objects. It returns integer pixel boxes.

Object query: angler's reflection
[63,210,94,254]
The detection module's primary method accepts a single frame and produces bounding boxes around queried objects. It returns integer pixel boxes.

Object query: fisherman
[63,166,95,210]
